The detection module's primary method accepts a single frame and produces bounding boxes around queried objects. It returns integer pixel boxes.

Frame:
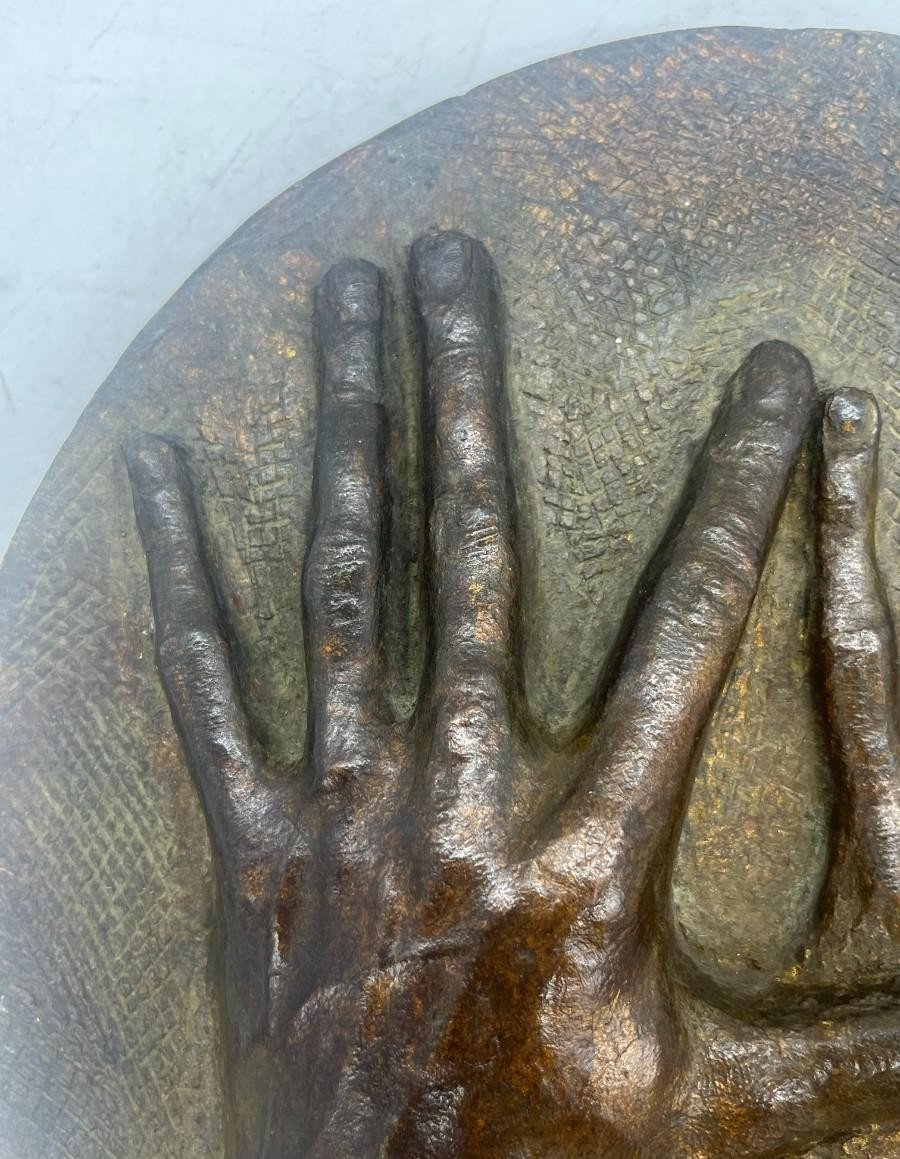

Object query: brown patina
[5,26,900,1158]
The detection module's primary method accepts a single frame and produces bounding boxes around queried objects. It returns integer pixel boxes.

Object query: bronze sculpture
[126,232,900,1155]
[7,25,900,1158]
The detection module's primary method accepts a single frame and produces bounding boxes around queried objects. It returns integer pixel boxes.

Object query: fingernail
[411,231,475,303]
[317,259,382,325]
[824,389,879,451]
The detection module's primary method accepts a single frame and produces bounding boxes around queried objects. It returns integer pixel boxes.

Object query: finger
[411,232,517,696]
[818,390,900,905]
[410,232,518,830]
[540,342,815,913]
[683,1001,900,1155]
[126,435,265,856]
[303,259,387,789]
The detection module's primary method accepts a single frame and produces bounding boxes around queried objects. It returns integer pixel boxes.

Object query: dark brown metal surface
[6,25,900,1158]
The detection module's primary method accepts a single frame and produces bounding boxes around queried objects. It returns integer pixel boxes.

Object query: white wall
[3,0,900,547]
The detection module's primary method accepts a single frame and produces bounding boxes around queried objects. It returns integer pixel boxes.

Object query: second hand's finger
[818,389,900,908]
[682,997,900,1156]
[540,342,814,916]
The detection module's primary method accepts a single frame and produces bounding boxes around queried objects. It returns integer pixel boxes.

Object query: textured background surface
[5,23,900,1159]
[6,3,900,551]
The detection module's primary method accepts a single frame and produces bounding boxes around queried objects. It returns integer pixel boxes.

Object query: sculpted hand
[127,232,900,1157]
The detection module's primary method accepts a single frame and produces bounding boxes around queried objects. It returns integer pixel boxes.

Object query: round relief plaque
[5,26,900,1158]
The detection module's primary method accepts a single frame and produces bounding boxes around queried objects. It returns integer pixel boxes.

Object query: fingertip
[124,434,184,496]
[410,230,493,307]
[819,391,880,531]
[748,339,812,373]
[740,340,815,414]
[823,389,880,455]
[316,258,382,326]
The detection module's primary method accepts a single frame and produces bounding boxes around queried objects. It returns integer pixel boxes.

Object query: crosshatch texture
[5,26,900,1157]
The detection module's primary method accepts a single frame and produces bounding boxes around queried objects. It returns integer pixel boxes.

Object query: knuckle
[157,625,223,671]
[459,504,507,552]
[303,533,379,618]
[688,518,760,608]
[432,500,514,574]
